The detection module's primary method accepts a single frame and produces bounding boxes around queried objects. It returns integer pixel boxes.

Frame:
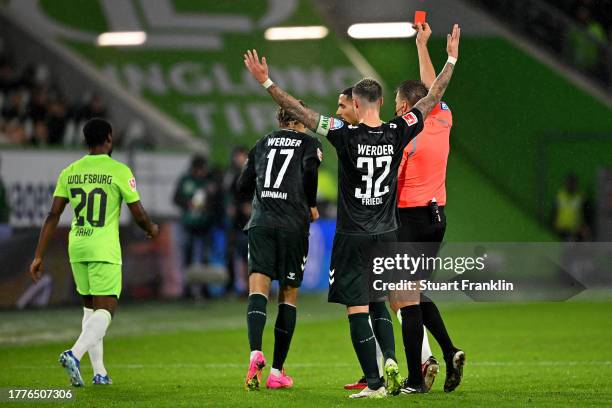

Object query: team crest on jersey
[317,147,323,162]
[441,102,449,110]
[128,177,137,191]
[402,112,418,126]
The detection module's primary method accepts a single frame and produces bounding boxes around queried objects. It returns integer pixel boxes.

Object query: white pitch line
[8,361,612,370]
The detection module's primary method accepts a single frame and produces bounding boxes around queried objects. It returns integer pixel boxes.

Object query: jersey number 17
[264,148,294,189]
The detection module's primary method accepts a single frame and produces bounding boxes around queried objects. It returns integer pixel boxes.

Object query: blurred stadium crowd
[0,56,106,147]
[0,36,149,148]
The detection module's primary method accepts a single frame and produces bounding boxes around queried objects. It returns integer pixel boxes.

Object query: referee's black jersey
[315,108,424,235]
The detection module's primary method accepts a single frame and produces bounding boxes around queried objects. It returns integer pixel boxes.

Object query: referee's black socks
[369,302,396,362]
[247,293,267,352]
[400,305,425,387]
[349,313,384,390]
[420,294,456,358]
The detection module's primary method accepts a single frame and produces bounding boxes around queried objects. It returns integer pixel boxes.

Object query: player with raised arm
[238,104,322,390]
[336,87,394,392]
[28,118,159,387]
[243,22,460,399]
[394,22,465,393]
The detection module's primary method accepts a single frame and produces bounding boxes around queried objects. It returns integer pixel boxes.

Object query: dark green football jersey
[315,108,424,235]
[244,129,322,232]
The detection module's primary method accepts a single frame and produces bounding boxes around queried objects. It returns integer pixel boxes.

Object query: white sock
[81,308,108,376]
[421,330,432,364]
[270,367,282,377]
[71,309,112,361]
[368,316,384,377]
[250,350,261,361]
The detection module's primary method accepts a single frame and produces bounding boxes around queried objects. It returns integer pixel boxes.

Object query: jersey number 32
[355,156,391,198]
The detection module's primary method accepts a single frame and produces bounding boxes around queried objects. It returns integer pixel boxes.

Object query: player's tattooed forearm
[267,85,319,130]
[414,62,454,118]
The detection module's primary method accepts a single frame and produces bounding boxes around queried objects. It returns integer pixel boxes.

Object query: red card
[414,10,427,25]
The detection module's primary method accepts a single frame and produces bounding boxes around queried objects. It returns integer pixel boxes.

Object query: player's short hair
[341,87,353,99]
[352,78,382,103]
[277,100,306,127]
[83,118,112,148]
[396,80,428,107]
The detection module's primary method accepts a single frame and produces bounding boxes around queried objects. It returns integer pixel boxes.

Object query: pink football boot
[245,351,266,390]
[266,368,294,389]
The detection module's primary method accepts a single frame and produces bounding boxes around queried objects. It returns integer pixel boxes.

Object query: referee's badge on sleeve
[128,177,137,192]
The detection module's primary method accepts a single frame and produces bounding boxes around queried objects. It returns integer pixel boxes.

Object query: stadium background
[0,1,611,406]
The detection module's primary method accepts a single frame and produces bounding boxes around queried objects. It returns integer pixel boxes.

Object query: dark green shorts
[248,226,309,288]
[328,230,397,306]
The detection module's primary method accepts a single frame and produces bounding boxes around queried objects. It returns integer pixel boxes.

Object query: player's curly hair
[352,78,382,103]
[396,80,428,107]
[83,118,112,148]
[277,100,306,127]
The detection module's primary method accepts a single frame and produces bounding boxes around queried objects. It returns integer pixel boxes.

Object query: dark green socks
[272,303,297,370]
[349,313,384,390]
[247,293,267,351]
[369,301,396,362]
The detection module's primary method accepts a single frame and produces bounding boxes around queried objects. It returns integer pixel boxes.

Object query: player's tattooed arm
[29,196,68,282]
[266,85,320,130]
[413,62,454,118]
[243,49,320,131]
[414,24,460,118]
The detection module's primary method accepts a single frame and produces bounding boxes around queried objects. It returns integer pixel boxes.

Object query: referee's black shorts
[397,205,446,257]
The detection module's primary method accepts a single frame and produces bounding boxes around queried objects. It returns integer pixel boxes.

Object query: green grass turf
[1,296,611,407]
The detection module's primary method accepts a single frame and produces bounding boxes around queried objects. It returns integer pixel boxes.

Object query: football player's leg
[396,308,438,391]
[369,301,403,395]
[80,295,110,384]
[420,294,457,357]
[348,305,386,395]
[267,286,297,389]
[245,273,270,389]
[247,273,270,358]
[421,326,433,363]
[420,294,465,392]
[390,289,426,394]
[60,263,91,386]
[369,302,396,363]
[245,228,276,389]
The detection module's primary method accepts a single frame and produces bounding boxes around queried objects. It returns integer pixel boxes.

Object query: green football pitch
[1,296,611,407]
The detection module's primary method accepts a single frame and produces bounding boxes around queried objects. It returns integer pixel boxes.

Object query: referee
[394,22,465,393]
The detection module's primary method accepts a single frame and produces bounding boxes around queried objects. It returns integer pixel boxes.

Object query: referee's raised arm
[414,22,437,89]
[414,24,461,119]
